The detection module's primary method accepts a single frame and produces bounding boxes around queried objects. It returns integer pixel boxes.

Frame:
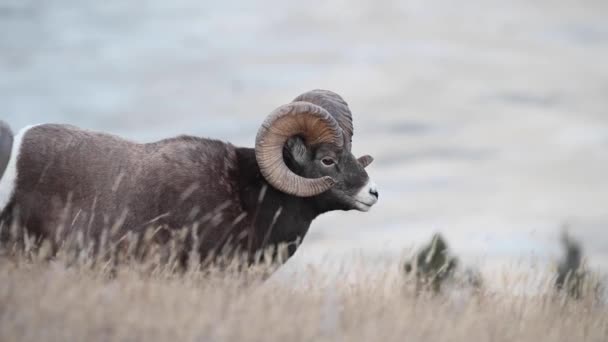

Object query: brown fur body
[1,124,323,263]
[0,121,12,179]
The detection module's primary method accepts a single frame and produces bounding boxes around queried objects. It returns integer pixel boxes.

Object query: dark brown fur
[0,121,12,179]
[0,124,365,265]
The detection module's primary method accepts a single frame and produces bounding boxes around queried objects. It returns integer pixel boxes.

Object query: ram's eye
[321,158,335,166]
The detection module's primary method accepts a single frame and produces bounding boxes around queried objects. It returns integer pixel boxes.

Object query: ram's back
[9,124,242,239]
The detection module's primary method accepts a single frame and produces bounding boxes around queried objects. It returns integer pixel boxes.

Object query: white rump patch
[0,125,38,212]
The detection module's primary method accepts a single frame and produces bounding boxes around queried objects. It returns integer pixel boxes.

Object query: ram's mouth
[354,199,374,212]
[355,199,375,207]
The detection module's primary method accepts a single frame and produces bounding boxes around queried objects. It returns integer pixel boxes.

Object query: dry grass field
[1,229,606,342]
[1,1,608,341]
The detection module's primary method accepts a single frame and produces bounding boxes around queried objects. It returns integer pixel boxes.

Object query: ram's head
[255,90,378,211]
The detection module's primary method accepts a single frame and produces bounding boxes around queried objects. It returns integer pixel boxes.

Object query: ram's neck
[235,147,319,260]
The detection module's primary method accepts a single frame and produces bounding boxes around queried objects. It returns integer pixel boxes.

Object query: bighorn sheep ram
[0,90,378,265]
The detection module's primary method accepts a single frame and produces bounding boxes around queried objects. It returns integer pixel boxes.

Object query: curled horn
[255,102,343,197]
[293,90,354,151]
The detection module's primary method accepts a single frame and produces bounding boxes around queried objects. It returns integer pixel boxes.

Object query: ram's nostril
[369,189,379,199]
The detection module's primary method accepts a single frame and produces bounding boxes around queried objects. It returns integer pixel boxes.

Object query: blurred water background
[1,0,607,272]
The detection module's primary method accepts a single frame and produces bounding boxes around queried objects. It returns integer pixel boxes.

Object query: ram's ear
[284,136,310,166]
[358,155,374,168]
